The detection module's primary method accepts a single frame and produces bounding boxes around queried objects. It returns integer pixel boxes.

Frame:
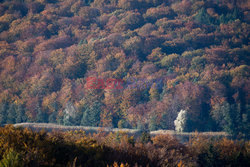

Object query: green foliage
[81,102,102,126]
[0,103,7,126]
[160,53,180,68]
[36,105,48,123]
[149,83,160,101]
[0,149,24,167]
[148,115,157,131]
[15,105,27,123]
[211,102,249,139]
[194,8,215,25]
[219,8,242,24]
[190,56,206,72]
[48,111,57,123]
[6,104,16,124]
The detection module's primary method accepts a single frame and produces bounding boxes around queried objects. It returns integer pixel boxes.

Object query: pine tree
[212,102,248,139]
[48,103,58,123]
[149,115,158,131]
[15,105,27,123]
[36,105,48,123]
[81,102,101,126]
[48,111,57,123]
[243,105,250,139]
[223,103,242,139]
[63,114,74,126]
[6,104,17,124]
[195,8,214,25]
[0,103,7,126]
[56,114,64,125]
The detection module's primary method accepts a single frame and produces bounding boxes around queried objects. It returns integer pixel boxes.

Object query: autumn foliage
[0,126,249,166]
[0,0,249,139]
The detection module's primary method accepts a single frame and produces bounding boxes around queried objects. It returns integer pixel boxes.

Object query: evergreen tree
[149,115,158,131]
[159,113,169,129]
[243,105,250,139]
[81,102,101,127]
[223,103,239,138]
[36,105,48,123]
[6,104,17,124]
[195,8,214,25]
[48,102,58,124]
[212,102,249,139]
[0,103,7,126]
[63,114,74,126]
[56,114,64,125]
[15,105,27,123]
[48,111,57,123]
[137,121,145,131]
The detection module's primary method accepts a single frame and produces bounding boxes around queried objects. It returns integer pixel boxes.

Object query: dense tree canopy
[0,0,249,138]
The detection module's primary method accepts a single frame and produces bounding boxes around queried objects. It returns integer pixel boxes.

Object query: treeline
[0,125,249,166]
[0,0,249,138]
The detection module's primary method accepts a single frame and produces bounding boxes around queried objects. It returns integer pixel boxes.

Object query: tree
[144,5,174,22]
[81,101,102,126]
[81,102,101,126]
[0,103,7,126]
[15,105,27,123]
[36,105,48,123]
[6,104,16,124]
[211,102,249,139]
[160,54,180,68]
[140,130,151,143]
[194,8,215,25]
[190,56,206,73]
[48,111,57,123]
[223,103,240,138]
[118,0,139,10]
[149,115,158,131]
[147,47,166,62]
[0,148,24,167]
[174,109,188,132]
[63,101,78,126]
[117,119,129,128]
[149,83,160,101]
[114,12,144,31]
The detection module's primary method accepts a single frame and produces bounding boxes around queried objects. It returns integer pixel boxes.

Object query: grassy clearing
[13,123,228,142]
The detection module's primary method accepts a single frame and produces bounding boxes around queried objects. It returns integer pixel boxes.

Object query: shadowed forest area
[0,125,249,166]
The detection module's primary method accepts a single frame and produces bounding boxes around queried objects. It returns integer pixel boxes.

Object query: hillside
[0,0,249,138]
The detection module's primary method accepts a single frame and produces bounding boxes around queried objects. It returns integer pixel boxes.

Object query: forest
[0,0,249,140]
[0,125,249,166]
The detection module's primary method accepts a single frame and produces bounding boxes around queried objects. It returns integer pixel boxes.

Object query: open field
[14,123,229,142]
